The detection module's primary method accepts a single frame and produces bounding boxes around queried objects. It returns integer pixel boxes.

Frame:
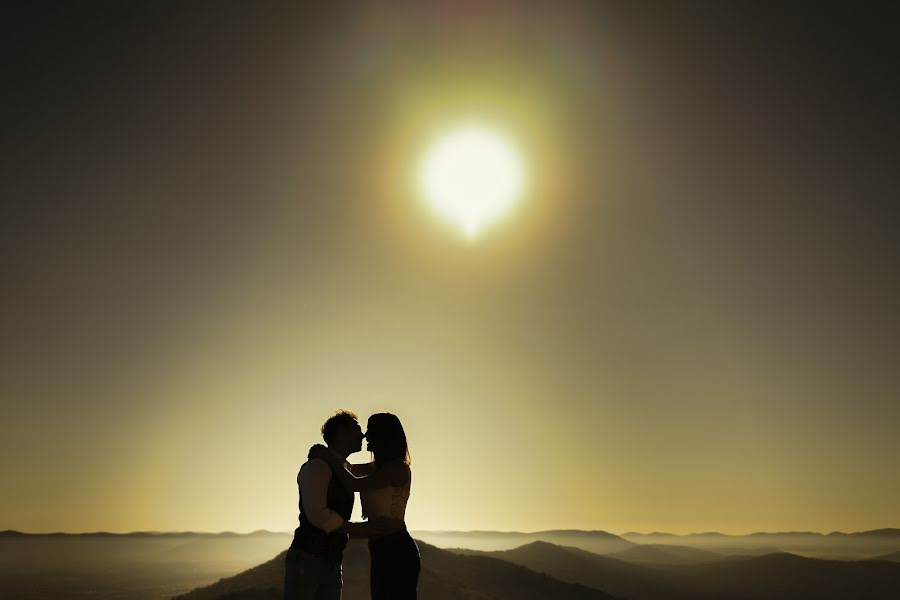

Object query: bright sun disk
[419,125,525,239]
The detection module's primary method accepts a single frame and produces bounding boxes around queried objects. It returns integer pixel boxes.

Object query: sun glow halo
[419,125,525,239]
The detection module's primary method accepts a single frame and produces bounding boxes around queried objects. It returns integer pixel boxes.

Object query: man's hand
[340,518,404,539]
[342,521,375,539]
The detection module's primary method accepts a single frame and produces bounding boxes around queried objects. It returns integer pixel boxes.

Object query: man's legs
[284,553,342,600]
[315,560,342,600]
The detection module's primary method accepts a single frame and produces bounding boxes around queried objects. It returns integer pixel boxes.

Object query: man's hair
[321,410,359,445]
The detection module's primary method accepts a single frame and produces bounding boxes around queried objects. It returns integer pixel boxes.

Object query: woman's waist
[368,526,412,546]
[362,507,407,520]
[362,493,408,517]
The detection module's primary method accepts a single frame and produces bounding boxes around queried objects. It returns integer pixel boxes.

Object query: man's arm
[298,459,344,533]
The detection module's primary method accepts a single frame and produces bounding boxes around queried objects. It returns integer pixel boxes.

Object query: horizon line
[4,526,899,537]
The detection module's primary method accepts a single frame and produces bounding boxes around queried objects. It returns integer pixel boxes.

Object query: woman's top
[361,466,411,521]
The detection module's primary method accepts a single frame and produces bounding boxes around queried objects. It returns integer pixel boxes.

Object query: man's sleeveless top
[287,464,354,563]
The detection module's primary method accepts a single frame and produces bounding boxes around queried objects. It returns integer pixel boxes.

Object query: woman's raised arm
[308,445,405,492]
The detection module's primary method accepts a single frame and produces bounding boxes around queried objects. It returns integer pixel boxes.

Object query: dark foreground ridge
[173,540,619,600]
[173,537,900,600]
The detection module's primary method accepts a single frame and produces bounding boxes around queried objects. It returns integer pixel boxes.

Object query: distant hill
[412,529,636,554]
[621,529,900,540]
[605,543,723,565]
[161,534,291,564]
[458,541,676,599]
[0,530,288,539]
[830,529,900,538]
[679,552,900,599]
[869,551,900,562]
[417,528,900,559]
[173,540,620,600]
[472,541,900,599]
[0,530,293,600]
[620,530,900,559]
[0,530,292,570]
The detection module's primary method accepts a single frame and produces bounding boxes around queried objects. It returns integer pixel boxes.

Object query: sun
[419,124,525,239]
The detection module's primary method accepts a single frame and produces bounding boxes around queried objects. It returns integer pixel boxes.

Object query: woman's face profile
[364,423,375,452]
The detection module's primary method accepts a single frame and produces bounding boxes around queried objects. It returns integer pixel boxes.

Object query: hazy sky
[3,2,898,535]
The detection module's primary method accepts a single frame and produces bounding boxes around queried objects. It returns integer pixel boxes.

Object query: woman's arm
[349,462,375,477]
[332,460,405,492]
[308,446,406,492]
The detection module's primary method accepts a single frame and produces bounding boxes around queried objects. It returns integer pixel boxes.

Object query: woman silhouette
[310,412,419,599]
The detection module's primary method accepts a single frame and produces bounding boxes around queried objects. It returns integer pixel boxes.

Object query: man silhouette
[284,410,395,599]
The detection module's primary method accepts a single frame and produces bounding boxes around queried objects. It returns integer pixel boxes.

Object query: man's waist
[294,523,348,537]
[290,526,348,558]
[286,546,344,565]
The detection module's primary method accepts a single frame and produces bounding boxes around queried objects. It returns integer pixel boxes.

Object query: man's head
[321,410,363,458]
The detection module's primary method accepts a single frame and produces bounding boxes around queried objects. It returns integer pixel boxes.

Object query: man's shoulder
[298,458,333,489]
[300,457,331,474]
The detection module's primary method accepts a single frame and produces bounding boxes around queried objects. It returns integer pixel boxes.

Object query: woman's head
[365,412,410,467]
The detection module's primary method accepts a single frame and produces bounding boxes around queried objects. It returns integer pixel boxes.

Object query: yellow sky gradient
[3,2,898,535]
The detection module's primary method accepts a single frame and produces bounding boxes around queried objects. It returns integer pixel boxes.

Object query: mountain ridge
[173,541,620,600]
[4,527,898,537]
[470,540,900,599]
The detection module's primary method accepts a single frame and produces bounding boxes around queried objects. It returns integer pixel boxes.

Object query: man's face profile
[338,419,364,454]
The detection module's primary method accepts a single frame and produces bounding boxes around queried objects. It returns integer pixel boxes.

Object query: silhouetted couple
[284,411,419,600]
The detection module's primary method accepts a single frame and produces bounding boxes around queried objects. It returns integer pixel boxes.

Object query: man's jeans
[284,551,342,600]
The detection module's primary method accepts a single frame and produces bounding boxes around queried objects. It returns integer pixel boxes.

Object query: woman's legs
[369,531,420,599]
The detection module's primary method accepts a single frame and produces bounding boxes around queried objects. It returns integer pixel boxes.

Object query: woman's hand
[308,444,333,463]
[308,444,347,473]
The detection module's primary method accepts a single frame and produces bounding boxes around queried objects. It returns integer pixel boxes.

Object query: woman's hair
[368,412,410,468]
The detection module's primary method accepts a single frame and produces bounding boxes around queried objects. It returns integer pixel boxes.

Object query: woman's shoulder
[383,459,411,486]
